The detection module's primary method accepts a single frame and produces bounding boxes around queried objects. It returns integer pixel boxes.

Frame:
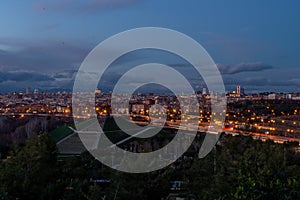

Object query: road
[223,128,300,144]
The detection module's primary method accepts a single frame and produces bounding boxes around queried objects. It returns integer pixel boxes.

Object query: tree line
[0,132,300,199]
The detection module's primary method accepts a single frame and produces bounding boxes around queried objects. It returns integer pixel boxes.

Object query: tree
[25,117,38,138]
[88,183,104,200]
[0,134,60,199]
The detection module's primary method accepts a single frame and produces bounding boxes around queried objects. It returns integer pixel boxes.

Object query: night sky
[0,0,300,93]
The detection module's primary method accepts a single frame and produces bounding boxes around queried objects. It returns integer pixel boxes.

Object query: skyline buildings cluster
[2,84,300,96]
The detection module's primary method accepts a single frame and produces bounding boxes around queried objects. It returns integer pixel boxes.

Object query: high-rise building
[25,87,31,95]
[95,88,101,94]
[236,85,244,96]
[34,88,39,95]
[202,87,207,95]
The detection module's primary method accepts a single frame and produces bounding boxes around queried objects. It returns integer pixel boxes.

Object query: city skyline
[1,2,300,199]
[0,1,300,93]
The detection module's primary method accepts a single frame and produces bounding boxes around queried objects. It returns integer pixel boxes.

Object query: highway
[223,128,300,144]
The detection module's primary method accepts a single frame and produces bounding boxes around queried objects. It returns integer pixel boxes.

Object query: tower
[236,85,244,96]
[202,87,207,95]
[25,87,31,95]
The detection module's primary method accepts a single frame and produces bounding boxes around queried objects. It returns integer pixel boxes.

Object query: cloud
[289,79,300,84]
[53,69,77,79]
[224,76,298,87]
[0,66,299,93]
[0,38,89,72]
[0,69,76,93]
[213,66,300,93]
[217,62,273,74]
[168,62,273,75]
[0,70,54,83]
[0,50,7,56]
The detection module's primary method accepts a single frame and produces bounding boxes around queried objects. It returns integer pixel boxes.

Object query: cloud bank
[217,62,273,74]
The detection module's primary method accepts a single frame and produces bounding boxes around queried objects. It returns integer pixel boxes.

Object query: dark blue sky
[0,0,300,93]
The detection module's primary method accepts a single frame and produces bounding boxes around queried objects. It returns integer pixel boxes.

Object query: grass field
[49,124,75,143]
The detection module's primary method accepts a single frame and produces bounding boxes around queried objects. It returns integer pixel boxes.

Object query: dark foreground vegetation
[0,132,300,199]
